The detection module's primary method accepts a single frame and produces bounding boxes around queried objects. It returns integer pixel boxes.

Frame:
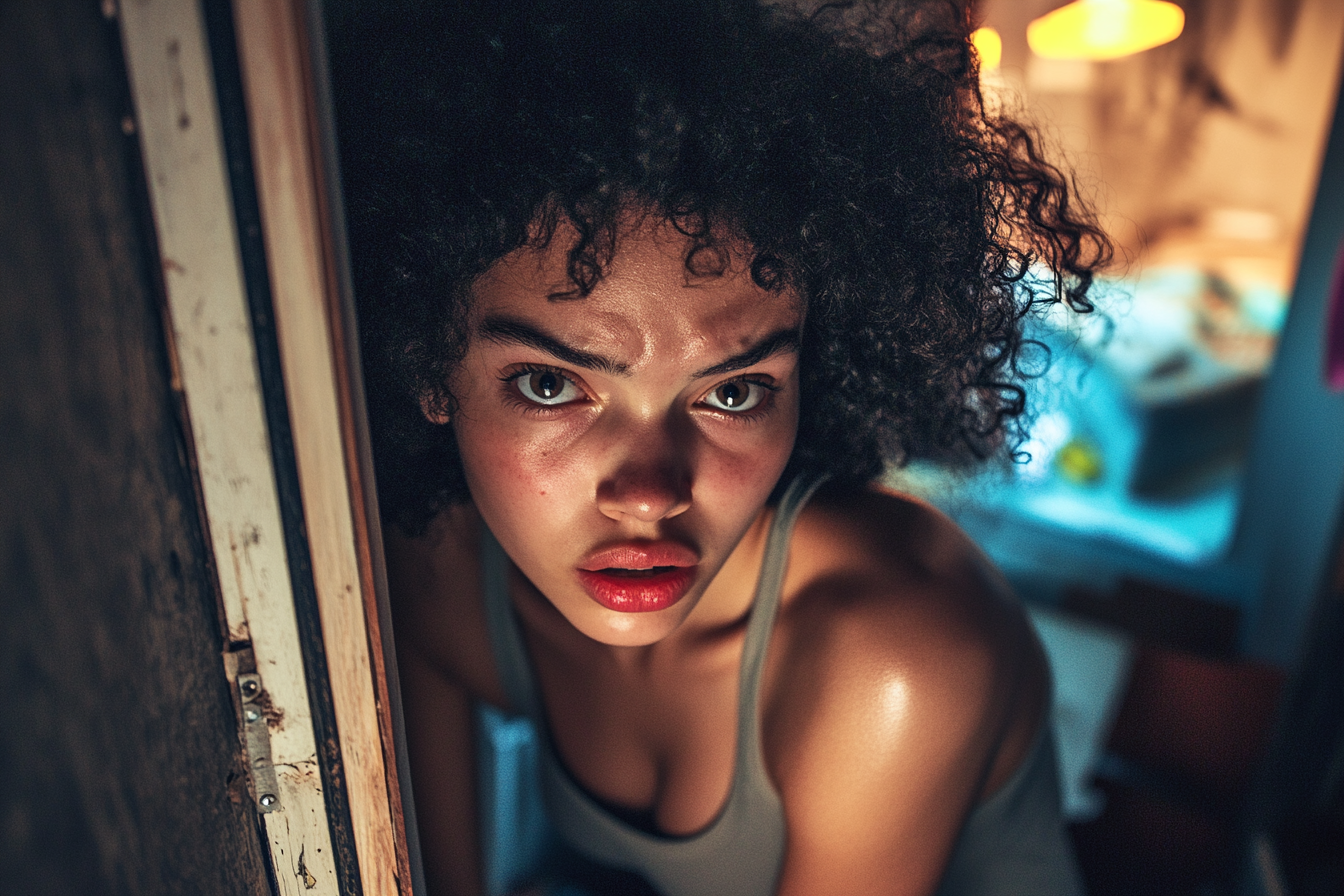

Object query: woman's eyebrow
[477,315,799,379]
[477,316,631,375]
[692,327,800,379]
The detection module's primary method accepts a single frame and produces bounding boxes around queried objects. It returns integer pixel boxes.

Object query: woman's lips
[577,541,699,613]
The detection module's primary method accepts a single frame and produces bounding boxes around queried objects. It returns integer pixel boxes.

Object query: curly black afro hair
[330,0,1111,536]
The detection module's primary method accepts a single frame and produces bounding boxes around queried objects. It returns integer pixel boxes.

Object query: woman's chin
[563,598,700,648]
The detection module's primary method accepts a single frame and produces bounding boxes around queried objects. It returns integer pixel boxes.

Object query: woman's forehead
[468,217,802,371]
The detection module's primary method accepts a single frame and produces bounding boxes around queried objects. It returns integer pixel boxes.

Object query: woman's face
[443,217,802,646]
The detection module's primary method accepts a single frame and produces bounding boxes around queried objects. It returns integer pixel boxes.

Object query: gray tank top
[479,476,1084,896]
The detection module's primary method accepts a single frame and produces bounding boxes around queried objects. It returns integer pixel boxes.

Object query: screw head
[244,707,261,722]
[259,793,277,808]
[240,678,259,697]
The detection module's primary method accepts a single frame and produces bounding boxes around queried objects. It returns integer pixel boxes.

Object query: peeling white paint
[118,1,340,892]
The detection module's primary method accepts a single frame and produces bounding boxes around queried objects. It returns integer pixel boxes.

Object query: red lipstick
[577,541,699,613]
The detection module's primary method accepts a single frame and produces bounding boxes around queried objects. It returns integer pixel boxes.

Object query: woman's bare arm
[386,514,501,896]
[398,641,484,896]
[767,490,1046,896]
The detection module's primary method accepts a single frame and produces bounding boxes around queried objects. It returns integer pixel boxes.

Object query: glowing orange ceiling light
[1027,0,1184,61]
[972,26,1003,70]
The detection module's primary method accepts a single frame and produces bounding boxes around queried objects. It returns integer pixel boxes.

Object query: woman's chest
[525,633,748,837]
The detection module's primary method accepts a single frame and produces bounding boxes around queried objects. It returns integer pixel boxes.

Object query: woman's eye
[513,369,582,406]
[701,379,768,413]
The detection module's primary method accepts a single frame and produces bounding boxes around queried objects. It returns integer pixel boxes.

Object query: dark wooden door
[0,1,272,891]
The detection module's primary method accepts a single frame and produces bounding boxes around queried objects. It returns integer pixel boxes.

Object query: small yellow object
[971,27,1002,71]
[1028,0,1184,62]
[1054,437,1105,484]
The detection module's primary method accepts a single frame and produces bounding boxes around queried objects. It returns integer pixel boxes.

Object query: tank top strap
[734,474,828,787]
[480,522,543,720]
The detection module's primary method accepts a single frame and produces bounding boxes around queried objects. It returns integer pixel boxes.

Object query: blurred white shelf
[1027,605,1134,823]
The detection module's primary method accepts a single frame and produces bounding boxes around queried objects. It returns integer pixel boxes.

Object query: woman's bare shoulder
[764,483,1047,893]
[780,481,1032,665]
[384,506,476,599]
[384,505,507,704]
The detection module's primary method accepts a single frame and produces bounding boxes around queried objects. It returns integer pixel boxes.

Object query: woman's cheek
[699,388,799,468]
[459,410,596,509]
[694,414,798,502]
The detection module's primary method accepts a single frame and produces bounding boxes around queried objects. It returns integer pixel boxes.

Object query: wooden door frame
[117,0,415,892]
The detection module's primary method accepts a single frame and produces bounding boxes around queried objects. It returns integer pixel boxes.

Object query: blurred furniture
[1058,581,1286,895]
[1240,521,1344,896]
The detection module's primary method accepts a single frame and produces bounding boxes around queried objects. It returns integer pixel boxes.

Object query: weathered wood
[229,0,410,893]
[0,0,271,892]
[115,0,345,890]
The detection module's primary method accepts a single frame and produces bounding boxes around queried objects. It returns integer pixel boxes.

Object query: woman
[333,1,1110,893]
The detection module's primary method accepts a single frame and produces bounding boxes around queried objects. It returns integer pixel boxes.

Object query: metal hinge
[225,646,282,814]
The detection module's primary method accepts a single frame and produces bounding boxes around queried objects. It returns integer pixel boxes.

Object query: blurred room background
[883,2,1344,893]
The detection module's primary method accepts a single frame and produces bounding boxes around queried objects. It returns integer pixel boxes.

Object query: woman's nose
[596,444,693,523]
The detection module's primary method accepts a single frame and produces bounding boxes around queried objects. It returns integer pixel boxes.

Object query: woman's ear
[418,390,451,425]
